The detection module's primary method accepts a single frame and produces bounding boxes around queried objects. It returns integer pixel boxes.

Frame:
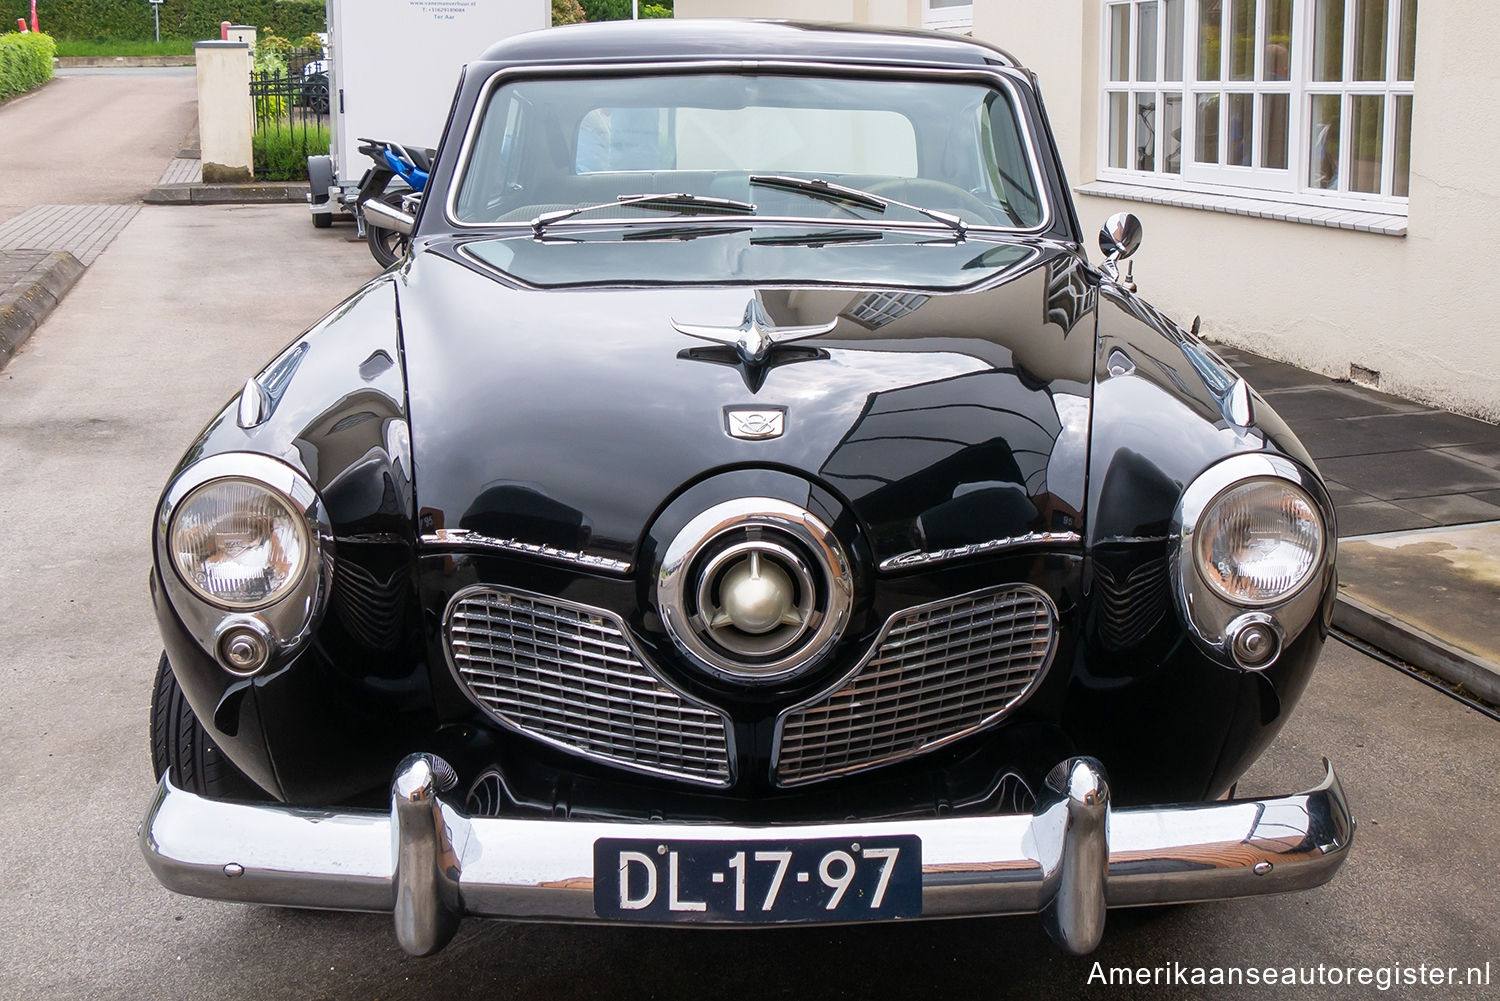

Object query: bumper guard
[140,755,1354,957]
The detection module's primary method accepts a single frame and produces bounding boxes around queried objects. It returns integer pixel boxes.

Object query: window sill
[1074,180,1408,237]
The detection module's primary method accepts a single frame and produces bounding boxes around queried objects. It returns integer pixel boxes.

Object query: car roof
[476,19,1022,71]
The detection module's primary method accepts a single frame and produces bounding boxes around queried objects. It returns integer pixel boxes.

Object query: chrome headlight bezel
[1168,453,1336,670]
[155,452,334,673]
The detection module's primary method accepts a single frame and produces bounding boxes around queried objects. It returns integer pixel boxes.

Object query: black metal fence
[250,45,330,178]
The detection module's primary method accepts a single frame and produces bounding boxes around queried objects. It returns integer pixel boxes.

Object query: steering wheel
[862,178,1004,226]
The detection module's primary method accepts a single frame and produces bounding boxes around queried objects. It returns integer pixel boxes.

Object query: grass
[54,39,196,58]
[253,122,330,181]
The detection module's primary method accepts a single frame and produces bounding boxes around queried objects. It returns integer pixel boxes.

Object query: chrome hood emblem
[725,407,786,441]
[672,297,838,365]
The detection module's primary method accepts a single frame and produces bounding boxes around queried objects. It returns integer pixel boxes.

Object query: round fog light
[1227,614,1282,670]
[216,620,271,676]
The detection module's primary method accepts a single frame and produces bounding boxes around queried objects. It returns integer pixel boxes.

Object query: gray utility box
[307,0,550,225]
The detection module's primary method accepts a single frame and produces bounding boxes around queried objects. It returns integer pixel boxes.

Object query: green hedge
[11,1,323,42]
[254,121,329,180]
[580,0,671,20]
[552,0,586,25]
[0,30,54,100]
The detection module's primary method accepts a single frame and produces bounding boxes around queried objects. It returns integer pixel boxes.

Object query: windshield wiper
[532,193,757,236]
[748,175,887,212]
[623,225,753,243]
[750,229,885,247]
[749,174,968,238]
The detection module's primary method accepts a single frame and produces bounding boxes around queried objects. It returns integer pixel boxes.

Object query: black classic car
[141,20,1353,957]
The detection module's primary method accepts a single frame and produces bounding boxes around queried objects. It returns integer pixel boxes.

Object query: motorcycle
[355,139,433,268]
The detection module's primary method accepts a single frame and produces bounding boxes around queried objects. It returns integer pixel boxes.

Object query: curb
[0,251,86,369]
[144,182,310,205]
[55,55,195,68]
[1333,593,1500,705]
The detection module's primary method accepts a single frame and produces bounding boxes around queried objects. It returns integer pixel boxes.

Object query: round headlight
[1195,478,1324,606]
[169,477,310,609]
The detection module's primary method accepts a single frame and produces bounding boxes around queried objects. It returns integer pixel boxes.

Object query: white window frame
[923,0,973,33]
[1097,0,1415,214]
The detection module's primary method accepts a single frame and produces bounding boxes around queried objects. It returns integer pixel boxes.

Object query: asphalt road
[0,68,196,225]
[0,205,1496,1000]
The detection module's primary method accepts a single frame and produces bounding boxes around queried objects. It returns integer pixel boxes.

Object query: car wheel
[149,652,263,800]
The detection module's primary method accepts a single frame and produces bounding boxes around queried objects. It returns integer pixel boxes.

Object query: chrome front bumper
[140,755,1354,957]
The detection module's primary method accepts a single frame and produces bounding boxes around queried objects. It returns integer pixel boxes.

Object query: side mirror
[1099,212,1142,263]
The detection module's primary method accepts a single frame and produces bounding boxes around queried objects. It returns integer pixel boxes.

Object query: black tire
[150,653,263,800]
[364,192,410,268]
[312,211,333,229]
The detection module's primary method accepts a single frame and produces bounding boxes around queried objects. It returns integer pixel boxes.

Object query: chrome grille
[774,585,1056,786]
[446,587,733,786]
[1094,555,1168,651]
[332,559,406,650]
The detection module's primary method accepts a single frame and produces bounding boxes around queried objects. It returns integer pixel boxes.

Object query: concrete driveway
[0,68,196,225]
[0,205,1495,1000]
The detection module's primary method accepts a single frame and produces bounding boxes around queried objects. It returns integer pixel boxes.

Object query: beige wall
[979,0,1500,421]
[676,0,919,26]
[677,1,1500,419]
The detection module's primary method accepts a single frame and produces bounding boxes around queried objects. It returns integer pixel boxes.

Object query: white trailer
[307,0,550,226]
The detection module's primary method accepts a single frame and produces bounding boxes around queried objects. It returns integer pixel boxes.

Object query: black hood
[397,231,1098,568]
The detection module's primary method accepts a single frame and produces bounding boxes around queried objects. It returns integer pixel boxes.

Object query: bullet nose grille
[774,585,1056,786]
[445,587,733,787]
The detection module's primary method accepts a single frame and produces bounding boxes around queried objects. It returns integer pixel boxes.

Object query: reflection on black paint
[462,483,593,552]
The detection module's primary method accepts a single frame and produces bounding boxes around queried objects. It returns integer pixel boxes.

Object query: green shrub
[0,30,55,101]
[253,88,287,124]
[264,0,324,39]
[253,121,329,181]
[552,0,586,25]
[578,0,672,21]
[256,32,292,60]
[251,35,289,122]
[579,0,630,21]
[6,1,324,43]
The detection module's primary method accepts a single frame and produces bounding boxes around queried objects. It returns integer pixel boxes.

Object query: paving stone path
[0,204,142,266]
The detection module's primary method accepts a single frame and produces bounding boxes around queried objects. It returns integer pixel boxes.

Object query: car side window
[985,92,1041,227]
[457,91,532,221]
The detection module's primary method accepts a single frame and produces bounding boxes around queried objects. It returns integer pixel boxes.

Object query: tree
[552,0,586,25]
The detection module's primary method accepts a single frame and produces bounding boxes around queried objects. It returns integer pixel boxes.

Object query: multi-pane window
[923,0,973,32]
[1101,0,1416,209]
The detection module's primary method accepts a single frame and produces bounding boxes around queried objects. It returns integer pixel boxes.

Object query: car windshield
[452,73,1046,231]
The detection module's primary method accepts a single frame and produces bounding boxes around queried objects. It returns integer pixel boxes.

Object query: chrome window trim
[443,60,1055,238]
[1168,452,1337,667]
[770,583,1060,787]
[453,238,1047,295]
[441,584,737,789]
[154,452,334,669]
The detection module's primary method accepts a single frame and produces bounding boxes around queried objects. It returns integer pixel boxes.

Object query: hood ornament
[672,298,838,366]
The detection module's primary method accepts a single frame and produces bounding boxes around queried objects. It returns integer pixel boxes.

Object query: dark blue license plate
[593,835,921,923]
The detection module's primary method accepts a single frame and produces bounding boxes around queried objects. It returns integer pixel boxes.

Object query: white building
[676,1,1500,422]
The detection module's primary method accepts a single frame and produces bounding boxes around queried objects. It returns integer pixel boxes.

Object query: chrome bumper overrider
[139,755,1354,957]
